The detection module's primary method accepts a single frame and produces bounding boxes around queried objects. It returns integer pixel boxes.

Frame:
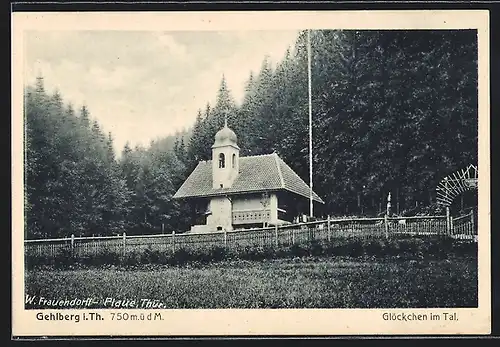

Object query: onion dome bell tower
[212,119,240,189]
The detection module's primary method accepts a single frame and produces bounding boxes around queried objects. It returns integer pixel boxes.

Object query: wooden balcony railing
[232,209,271,225]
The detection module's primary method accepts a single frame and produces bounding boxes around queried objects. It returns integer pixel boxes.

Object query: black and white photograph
[12,10,490,336]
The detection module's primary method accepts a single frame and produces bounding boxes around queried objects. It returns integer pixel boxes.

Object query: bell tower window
[218,153,225,168]
[232,153,236,168]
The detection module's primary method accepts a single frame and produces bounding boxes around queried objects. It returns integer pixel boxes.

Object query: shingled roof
[173,152,324,203]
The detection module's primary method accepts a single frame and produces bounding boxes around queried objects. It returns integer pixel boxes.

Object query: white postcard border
[11,10,491,336]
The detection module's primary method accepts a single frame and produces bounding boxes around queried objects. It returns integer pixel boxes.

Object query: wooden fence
[24,214,476,258]
[449,210,477,241]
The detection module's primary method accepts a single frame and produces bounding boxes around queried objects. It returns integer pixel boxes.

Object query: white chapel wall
[206,196,233,231]
[232,195,267,211]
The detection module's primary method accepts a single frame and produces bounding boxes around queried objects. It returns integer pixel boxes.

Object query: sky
[24,30,300,154]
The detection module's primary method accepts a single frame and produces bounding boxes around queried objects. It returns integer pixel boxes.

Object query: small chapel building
[173,124,324,233]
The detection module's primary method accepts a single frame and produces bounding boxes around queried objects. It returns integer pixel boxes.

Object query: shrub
[425,239,449,259]
[348,241,364,258]
[308,240,324,257]
[172,248,193,265]
[209,246,228,262]
[26,231,478,269]
[383,239,401,257]
[275,245,292,259]
[121,251,141,267]
[452,240,477,258]
[242,246,262,261]
[78,254,94,266]
[290,243,308,258]
[156,250,172,265]
[397,239,413,256]
[54,248,76,269]
[262,245,277,259]
[238,246,253,261]
[25,254,55,269]
[224,246,240,261]
[324,239,366,257]
[325,242,347,256]
[322,240,339,256]
[364,239,385,256]
[440,237,456,254]
[91,247,120,266]
[192,247,214,264]
[140,247,160,264]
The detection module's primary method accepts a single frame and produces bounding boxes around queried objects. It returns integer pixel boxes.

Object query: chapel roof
[172,152,324,203]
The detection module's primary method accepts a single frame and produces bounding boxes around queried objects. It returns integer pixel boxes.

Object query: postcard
[12,9,491,337]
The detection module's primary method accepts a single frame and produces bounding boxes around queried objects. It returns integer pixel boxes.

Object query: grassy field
[25,252,477,309]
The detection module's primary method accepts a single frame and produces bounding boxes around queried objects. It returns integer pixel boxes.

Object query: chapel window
[232,153,236,168]
[219,153,225,168]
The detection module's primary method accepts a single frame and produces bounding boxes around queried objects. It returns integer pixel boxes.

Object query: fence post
[172,231,176,252]
[441,216,447,236]
[384,214,389,239]
[275,224,278,247]
[450,216,454,236]
[386,192,392,216]
[70,234,75,255]
[224,229,227,248]
[446,206,451,235]
[122,232,126,255]
[292,228,295,245]
[327,215,331,242]
[470,209,475,236]
[385,192,391,239]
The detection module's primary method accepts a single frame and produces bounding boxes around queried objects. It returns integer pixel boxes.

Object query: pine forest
[24,30,478,239]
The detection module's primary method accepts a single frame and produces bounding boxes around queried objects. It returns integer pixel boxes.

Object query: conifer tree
[79,104,91,129]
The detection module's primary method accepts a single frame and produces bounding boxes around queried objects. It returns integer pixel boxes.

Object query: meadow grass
[25,252,477,309]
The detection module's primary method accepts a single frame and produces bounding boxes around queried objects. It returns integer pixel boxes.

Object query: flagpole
[307,29,313,218]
